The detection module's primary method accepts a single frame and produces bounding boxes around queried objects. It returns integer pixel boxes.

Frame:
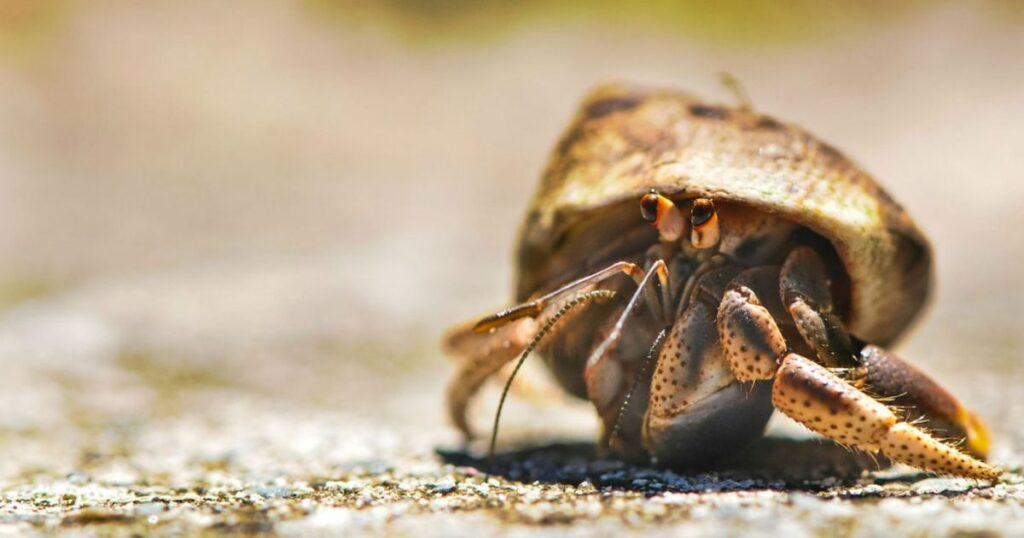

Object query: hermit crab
[443,84,997,479]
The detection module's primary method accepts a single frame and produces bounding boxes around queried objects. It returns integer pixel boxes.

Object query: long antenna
[607,327,667,450]
[488,289,616,459]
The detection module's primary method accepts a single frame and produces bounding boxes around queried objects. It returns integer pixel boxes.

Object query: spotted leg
[717,278,999,479]
[780,246,991,458]
[858,345,991,458]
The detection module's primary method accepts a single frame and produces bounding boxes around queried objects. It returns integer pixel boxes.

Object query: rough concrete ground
[1,1,1023,536]
[0,269,1021,537]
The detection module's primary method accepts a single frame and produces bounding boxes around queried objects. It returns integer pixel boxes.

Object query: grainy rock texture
[1,1,1023,536]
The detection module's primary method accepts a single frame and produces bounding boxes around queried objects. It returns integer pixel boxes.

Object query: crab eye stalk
[639,191,683,242]
[690,198,720,249]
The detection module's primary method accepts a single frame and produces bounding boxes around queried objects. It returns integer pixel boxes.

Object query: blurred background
[0,0,1022,505]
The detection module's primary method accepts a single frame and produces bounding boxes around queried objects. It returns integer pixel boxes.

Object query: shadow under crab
[437,436,891,495]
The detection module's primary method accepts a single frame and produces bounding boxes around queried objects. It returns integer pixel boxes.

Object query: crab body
[443,84,997,479]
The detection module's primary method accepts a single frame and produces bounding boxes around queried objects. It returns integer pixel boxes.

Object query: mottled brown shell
[516,84,932,346]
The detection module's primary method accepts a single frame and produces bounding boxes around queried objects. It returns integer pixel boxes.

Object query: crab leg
[581,258,681,458]
[779,246,858,368]
[716,282,999,479]
[444,257,657,437]
[588,250,718,458]
[583,259,670,378]
[442,317,540,437]
[472,261,646,333]
[773,354,997,478]
[858,345,991,458]
[779,246,991,458]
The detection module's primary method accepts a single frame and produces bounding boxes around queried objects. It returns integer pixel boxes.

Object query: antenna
[488,289,616,459]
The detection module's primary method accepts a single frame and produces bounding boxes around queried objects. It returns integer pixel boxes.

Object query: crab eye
[640,192,660,224]
[690,198,720,249]
[640,191,683,242]
[691,199,714,227]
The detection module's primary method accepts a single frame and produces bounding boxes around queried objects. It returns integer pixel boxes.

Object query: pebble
[431,478,457,494]
[911,478,974,495]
